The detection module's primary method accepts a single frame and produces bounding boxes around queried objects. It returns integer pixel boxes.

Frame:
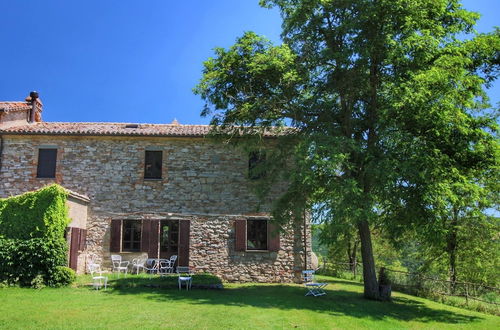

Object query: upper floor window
[144,150,162,179]
[248,151,266,180]
[122,220,142,252]
[37,148,57,178]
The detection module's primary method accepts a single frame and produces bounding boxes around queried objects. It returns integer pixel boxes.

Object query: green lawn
[0,275,498,329]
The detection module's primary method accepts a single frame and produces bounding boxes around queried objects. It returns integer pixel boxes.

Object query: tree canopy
[195,0,499,300]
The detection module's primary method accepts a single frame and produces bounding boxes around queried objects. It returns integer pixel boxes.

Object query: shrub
[30,274,46,289]
[0,237,68,286]
[50,266,76,287]
[0,185,71,287]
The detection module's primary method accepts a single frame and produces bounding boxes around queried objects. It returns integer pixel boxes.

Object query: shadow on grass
[104,277,483,325]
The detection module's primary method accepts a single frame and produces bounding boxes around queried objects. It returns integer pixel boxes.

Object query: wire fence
[317,261,499,315]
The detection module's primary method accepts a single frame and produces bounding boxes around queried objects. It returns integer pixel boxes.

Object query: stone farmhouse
[0,92,311,282]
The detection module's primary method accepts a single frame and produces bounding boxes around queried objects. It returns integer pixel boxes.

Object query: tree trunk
[448,208,459,294]
[357,219,380,300]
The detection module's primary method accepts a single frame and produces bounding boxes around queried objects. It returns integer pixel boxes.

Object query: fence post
[465,283,469,306]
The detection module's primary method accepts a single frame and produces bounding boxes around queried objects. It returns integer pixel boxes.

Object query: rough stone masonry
[0,95,312,282]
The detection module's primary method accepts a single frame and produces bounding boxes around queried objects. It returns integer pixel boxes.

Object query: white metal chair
[88,263,108,290]
[111,255,129,276]
[177,266,192,290]
[302,270,327,297]
[159,255,178,275]
[131,255,149,275]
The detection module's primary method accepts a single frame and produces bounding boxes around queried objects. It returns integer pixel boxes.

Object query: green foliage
[50,266,76,287]
[0,184,70,240]
[0,184,71,287]
[0,238,68,287]
[195,0,499,299]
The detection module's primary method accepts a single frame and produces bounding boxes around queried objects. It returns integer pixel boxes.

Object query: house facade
[0,93,312,282]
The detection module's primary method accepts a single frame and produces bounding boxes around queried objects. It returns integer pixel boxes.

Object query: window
[122,220,141,252]
[144,150,162,179]
[37,148,57,178]
[246,219,268,250]
[248,151,266,180]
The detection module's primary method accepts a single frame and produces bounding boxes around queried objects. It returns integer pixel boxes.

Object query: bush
[0,185,71,288]
[0,238,68,286]
[50,266,76,287]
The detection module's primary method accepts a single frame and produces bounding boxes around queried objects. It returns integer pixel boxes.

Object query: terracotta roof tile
[0,102,31,112]
[0,122,293,138]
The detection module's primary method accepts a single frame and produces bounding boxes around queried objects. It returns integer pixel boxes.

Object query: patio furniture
[302,270,327,297]
[111,255,129,276]
[88,263,108,290]
[159,255,178,275]
[131,255,149,275]
[177,266,192,290]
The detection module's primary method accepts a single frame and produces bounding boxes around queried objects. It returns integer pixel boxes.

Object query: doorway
[160,220,179,259]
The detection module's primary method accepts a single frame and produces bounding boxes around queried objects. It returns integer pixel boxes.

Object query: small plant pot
[379,284,392,301]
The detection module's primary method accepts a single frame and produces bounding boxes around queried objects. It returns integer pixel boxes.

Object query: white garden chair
[111,254,129,277]
[131,255,149,275]
[177,266,192,290]
[302,270,327,297]
[88,263,108,290]
[159,255,178,275]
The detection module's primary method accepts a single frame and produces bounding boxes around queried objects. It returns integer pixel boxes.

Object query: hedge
[0,185,72,287]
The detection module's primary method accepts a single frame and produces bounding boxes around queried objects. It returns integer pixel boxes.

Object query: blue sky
[0,0,498,125]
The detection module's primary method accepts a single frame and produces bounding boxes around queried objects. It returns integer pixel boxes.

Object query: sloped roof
[0,121,293,138]
[0,102,31,112]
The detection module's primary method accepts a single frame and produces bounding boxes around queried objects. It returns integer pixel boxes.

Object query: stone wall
[0,134,311,281]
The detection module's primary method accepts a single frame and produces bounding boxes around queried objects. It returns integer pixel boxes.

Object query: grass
[0,275,499,329]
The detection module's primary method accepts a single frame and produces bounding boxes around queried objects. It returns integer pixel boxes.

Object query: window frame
[144,150,163,180]
[246,219,268,251]
[36,148,58,178]
[122,220,142,252]
[248,151,266,180]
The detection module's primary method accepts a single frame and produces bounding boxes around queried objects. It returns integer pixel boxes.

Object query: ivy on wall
[0,184,70,240]
[0,184,73,287]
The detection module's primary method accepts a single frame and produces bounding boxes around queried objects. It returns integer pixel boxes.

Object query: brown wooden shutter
[140,220,150,254]
[267,221,280,252]
[234,219,247,251]
[148,220,160,259]
[110,219,122,252]
[69,227,79,270]
[178,220,190,267]
[79,229,87,251]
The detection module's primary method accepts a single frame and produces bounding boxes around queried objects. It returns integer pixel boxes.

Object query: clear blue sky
[0,0,498,125]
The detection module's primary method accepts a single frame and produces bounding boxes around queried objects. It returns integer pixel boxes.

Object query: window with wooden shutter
[144,150,162,179]
[37,148,57,178]
[140,220,150,253]
[122,220,142,252]
[110,219,122,252]
[148,220,160,258]
[267,222,280,252]
[247,219,268,250]
[234,220,247,251]
[178,220,190,266]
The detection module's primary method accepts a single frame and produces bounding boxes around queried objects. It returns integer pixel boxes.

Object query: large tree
[195,0,499,299]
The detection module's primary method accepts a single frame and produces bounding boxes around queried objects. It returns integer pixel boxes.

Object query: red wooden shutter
[141,220,150,254]
[69,227,79,270]
[79,229,87,251]
[267,221,280,252]
[178,220,190,267]
[148,220,160,259]
[234,219,247,251]
[110,219,122,252]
